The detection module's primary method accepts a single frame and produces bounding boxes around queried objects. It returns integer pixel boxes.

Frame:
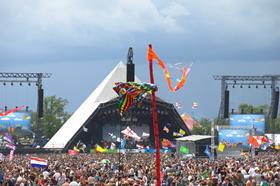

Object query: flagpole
[148,44,161,186]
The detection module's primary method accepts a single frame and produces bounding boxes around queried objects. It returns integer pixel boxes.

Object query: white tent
[44,62,140,149]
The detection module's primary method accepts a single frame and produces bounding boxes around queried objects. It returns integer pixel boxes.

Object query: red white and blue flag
[192,102,198,110]
[30,157,48,168]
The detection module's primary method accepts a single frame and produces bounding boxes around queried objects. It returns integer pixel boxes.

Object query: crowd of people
[0,151,279,185]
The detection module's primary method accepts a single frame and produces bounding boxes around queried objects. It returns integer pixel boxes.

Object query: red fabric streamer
[0,106,25,116]
[148,46,191,92]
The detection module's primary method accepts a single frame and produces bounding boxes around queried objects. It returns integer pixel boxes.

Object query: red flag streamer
[147,46,191,92]
[148,44,161,186]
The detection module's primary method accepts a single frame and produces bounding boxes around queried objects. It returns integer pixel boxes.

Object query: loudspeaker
[127,63,135,82]
[224,90,229,118]
[272,91,279,119]
[38,88,44,118]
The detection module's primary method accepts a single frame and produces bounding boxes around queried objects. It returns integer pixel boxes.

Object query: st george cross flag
[192,102,198,110]
[30,157,48,168]
[121,126,141,141]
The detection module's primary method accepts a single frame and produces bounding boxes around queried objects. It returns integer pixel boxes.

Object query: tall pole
[211,120,215,160]
[269,77,276,146]
[148,44,161,186]
[36,73,43,143]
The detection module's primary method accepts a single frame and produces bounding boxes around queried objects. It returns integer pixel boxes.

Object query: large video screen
[230,114,265,134]
[0,111,31,131]
[0,111,34,145]
[218,129,250,145]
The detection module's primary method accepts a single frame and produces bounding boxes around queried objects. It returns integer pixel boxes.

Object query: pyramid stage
[45,57,190,151]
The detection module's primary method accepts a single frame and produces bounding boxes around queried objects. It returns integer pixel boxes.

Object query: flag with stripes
[192,102,198,109]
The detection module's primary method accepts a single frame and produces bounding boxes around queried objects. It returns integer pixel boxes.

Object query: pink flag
[9,150,14,161]
[6,143,16,150]
[121,126,141,141]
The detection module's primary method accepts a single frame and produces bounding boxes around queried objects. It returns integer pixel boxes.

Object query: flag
[179,129,186,135]
[5,143,16,150]
[142,132,150,137]
[95,145,108,153]
[204,145,212,159]
[173,132,183,137]
[136,144,144,149]
[0,153,3,161]
[162,138,175,148]
[3,133,14,144]
[120,138,126,149]
[68,149,78,156]
[192,102,198,110]
[30,157,48,168]
[163,126,169,133]
[175,102,182,109]
[121,126,141,141]
[82,126,88,132]
[218,142,225,152]
[73,146,80,153]
[248,136,261,148]
[110,143,116,150]
[9,150,14,161]
[179,146,189,154]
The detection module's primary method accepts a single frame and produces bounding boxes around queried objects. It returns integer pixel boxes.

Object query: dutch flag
[30,157,48,168]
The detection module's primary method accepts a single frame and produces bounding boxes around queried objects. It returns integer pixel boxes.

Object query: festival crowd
[0,151,279,186]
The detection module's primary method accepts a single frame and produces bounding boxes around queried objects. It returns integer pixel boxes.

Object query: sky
[0,0,279,119]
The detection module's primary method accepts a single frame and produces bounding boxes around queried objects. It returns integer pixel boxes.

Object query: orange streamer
[147,45,191,92]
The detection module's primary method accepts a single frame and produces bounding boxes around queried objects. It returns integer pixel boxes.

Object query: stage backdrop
[230,114,265,134]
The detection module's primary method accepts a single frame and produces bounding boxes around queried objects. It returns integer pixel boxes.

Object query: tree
[191,118,211,135]
[31,96,71,139]
[238,104,269,114]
